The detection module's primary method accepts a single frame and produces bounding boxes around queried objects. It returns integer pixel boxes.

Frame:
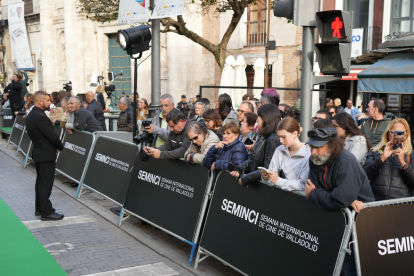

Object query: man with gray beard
[305,128,375,276]
[305,128,374,211]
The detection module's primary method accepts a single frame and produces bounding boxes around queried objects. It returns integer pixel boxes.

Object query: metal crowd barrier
[6,115,25,151]
[351,196,414,276]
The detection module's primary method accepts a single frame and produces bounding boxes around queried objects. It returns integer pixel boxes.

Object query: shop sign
[387,94,401,107]
[401,95,412,107]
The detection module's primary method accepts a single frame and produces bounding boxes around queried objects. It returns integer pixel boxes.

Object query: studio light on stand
[117,25,152,138]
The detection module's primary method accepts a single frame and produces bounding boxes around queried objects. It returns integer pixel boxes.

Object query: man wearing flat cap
[305,127,375,276]
[305,128,374,210]
[177,95,190,116]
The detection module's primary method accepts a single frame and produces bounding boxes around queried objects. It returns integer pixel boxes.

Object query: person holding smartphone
[230,104,281,186]
[363,118,414,201]
[260,117,311,191]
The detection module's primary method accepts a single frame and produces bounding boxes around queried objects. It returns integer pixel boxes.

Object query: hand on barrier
[350,200,364,213]
[67,129,73,135]
[144,146,161,159]
[230,171,240,178]
[305,179,316,197]
[211,162,215,170]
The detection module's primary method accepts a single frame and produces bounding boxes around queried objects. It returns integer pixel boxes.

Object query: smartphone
[393,131,404,149]
[227,163,243,175]
[244,138,254,145]
[258,167,269,173]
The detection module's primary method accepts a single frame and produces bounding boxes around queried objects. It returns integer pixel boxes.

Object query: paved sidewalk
[0,140,241,276]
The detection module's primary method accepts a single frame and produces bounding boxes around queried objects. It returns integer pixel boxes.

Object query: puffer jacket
[184,130,220,164]
[222,109,238,125]
[363,150,414,201]
[203,138,248,176]
[239,133,281,186]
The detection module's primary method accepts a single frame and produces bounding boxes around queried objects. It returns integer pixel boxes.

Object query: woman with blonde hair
[137,98,149,120]
[363,118,414,201]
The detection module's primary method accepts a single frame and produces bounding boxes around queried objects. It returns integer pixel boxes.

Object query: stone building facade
[0,0,303,106]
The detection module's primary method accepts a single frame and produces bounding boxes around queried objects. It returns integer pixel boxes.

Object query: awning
[357,52,414,93]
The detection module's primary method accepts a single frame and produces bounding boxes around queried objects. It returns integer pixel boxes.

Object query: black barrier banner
[199,173,346,275]
[56,130,94,182]
[54,126,63,139]
[3,108,13,127]
[123,157,210,242]
[18,128,32,157]
[356,203,414,275]
[9,115,25,146]
[82,137,138,204]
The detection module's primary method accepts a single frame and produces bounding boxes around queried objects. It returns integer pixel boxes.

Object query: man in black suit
[26,91,64,221]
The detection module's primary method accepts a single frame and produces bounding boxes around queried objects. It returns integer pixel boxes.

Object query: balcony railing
[246,20,267,46]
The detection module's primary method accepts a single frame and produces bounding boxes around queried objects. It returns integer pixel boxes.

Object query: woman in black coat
[363,118,414,201]
[230,104,282,186]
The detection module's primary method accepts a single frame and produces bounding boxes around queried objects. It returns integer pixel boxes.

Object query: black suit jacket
[26,106,64,162]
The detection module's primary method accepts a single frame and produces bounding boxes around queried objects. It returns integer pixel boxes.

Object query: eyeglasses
[205,119,212,123]
[256,101,263,107]
[190,135,199,141]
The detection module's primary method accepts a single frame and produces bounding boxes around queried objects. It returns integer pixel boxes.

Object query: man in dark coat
[66,96,103,133]
[117,97,133,132]
[177,95,190,116]
[85,91,106,131]
[26,91,64,221]
[305,127,374,276]
[4,73,22,122]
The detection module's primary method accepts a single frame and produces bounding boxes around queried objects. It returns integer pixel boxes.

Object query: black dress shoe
[35,212,40,216]
[41,213,64,221]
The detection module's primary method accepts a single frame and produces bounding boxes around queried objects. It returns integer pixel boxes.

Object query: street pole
[264,0,271,89]
[150,0,161,118]
[133,57,139,136]
[299,26,315,142]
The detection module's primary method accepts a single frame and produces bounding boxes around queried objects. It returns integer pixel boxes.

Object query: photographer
[145,94,175,147]
[117,97,133,132]
[144,109,191,160]
[4,73,22,122]
[363,118,414,201]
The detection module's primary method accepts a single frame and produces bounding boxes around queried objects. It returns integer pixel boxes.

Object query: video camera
[104,82,116,97]
[63,81,72,92]
[134,119,154,144]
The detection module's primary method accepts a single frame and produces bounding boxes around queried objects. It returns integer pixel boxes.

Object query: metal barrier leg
[118,207,124,226]
[75,182,83,198]
[23,156,28,168]
[15,148,19,156]
[188,243,198,267]
[351,210,362,276]
[333,208,354,276]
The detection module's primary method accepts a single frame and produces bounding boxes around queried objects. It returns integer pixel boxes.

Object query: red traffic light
[332,17,343,38]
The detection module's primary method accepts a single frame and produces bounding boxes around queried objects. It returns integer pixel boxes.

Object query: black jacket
[87,99,106,131]
[177,101,191,116]
[26,106,64,162]
[74,107,103,133]
[157,120,192,159]
[308,149,375,210]
[96,93,106,110]
[5,81,22,104]
[363,151,414,201]
[239,133,281,186]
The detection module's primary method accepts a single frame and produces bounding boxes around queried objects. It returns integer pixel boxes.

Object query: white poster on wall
[8,3,34,70]
[118,0,149,25]
[151,0,185,19]
[351,28,364,58]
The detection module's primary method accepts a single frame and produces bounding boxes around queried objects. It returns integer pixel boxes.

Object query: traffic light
[274,0,319,27]
[315,11,353,75]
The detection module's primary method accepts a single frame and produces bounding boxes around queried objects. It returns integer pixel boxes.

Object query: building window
[391,0,414,32]
[247,2,267,46]
[343,0,370,53]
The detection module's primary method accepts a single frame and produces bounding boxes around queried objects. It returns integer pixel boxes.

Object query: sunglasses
[190,134,199,141]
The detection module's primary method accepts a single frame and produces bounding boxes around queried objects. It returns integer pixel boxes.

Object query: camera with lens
[63,81,72,92]
[134,119,154,144]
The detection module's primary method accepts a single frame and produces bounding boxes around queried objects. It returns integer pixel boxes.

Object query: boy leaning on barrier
[304,127,375,276]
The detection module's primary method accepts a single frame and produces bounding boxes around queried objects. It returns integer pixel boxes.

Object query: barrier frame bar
[75,135,138,204]
[55,130,95,186]
[351,196,414,276]
[15,125,34,167]
[119,169,214,266]
[6,117,21,150]
[194,179,355,276]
